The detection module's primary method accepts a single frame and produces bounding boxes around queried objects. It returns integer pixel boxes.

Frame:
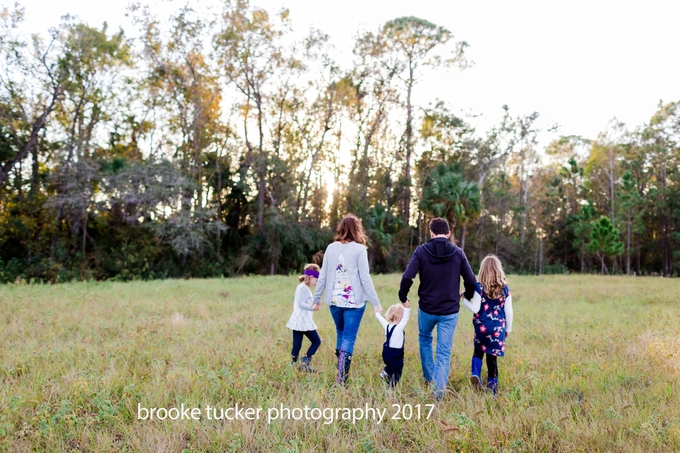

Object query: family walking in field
[285,214,513,397]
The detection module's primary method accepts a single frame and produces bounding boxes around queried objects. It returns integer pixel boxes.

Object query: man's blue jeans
[418,309,459,394]
[329,304,366,354]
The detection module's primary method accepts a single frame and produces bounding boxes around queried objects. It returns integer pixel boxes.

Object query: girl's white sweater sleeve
[296,285,315,311]
[462,292,481,313]
[505,295,513,333]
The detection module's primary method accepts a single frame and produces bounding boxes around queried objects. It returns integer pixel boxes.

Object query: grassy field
[1,274,679,452]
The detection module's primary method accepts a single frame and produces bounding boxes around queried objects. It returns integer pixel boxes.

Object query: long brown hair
[334,214,368,246]
[478,255,507,300]
[297,263,320,285]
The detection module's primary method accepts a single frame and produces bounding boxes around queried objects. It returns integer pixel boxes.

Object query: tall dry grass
[1,275,679,452]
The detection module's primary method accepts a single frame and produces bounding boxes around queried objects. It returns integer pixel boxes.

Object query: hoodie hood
[422,238,458,264]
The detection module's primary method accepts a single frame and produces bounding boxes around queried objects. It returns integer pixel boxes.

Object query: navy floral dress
[472,282,510,357]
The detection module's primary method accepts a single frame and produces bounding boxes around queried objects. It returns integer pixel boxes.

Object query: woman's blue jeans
[329,304,366,355]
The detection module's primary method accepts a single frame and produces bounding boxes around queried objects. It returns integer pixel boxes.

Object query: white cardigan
[286,283,318,331]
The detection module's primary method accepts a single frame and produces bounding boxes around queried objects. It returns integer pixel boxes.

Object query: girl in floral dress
[462,255,514,395]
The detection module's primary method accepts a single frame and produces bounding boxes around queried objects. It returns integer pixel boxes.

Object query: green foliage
[362,203,405,272]
[0,4,678,281]
[421,162,481,230]
[589,216,624,256]
[587,216,624,274]
[570,202,596,269]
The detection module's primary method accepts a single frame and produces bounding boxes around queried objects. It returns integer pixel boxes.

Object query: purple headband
[304,269,320,278]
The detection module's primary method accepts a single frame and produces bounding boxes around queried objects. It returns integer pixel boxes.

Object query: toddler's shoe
[379,369,388,380]
[298,363,317,373]
[298,357,317,373]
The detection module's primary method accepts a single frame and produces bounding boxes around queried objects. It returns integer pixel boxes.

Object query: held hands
[312,303,321,311]
[401,298,411,308]
[374,305,383,315]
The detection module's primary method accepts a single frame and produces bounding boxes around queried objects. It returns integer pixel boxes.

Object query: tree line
[1,1,678,282]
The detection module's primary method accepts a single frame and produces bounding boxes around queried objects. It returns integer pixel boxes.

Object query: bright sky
[15,0,680,141]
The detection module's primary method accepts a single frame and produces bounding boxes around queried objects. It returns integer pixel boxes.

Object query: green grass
[1,275,679,452]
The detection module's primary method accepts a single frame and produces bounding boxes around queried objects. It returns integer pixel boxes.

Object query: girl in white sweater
[286,264,322,372]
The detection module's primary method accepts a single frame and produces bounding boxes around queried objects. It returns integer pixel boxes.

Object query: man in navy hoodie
[399,218,477,397]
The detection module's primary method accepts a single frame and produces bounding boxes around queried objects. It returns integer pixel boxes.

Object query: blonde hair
[385,304,405,324]
[297,263,320,285]
[478,255,507,300]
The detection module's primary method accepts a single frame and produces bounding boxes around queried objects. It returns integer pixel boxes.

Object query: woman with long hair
[313,214,383,385]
